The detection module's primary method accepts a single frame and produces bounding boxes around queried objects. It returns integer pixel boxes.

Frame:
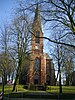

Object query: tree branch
[28,29,75,48]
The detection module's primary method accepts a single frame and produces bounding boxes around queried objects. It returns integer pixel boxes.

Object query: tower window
[35,31,40,43]
[34,58,40,84]
[34,58,40,72]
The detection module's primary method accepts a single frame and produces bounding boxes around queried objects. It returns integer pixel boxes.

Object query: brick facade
[28,4,55,85]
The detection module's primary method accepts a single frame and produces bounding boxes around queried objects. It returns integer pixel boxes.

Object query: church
[19,4,55,85]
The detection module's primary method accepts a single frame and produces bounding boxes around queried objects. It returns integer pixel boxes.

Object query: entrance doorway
[34,79,38,84]
[34,73,39,84]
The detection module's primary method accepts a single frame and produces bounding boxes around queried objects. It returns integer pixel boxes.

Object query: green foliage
[29,84,37,90]
[23,85,28,89]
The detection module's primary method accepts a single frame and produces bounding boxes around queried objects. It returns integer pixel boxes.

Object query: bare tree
[62,46,75,85]
[41,0,75,33]
[10,12,31,91]
[0,24,15,95]
[18,0,75,48]
[48,30,63,93]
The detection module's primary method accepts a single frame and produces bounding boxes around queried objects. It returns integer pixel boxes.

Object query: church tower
[31,4,43,54]
[19,3,55,86]
[29,4,46,85]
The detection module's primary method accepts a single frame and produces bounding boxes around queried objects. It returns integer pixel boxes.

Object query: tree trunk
[12,72,19,92]
[12,58,22,92]
[59,71,62,93]
[66,76,69,86]
[2,71,5,100]
[58,60,62,93]
[2,76,4,94]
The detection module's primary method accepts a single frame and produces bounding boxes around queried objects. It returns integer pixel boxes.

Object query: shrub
[23,85,28,89]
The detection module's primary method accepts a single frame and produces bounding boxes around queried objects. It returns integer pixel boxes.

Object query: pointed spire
[33,3,44,33]
[34,3,41,22]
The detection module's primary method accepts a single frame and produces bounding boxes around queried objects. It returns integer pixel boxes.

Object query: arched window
[35,31,40,43]
[46,75,50,85]
[34,58,40,72]
[34,58,40,84]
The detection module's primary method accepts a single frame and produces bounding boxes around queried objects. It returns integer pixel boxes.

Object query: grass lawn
[0,85,75,94]
[0,85,75,99]
[0,84,28,93]
[46,86,75,93]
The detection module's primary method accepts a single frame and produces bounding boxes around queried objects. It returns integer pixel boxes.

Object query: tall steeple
[34,4,41,21]
[29,4,46,85]
[32,4,42,32]
[31,3,43,54]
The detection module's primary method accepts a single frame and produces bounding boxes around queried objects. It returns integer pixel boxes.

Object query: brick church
[19,4,55,85]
